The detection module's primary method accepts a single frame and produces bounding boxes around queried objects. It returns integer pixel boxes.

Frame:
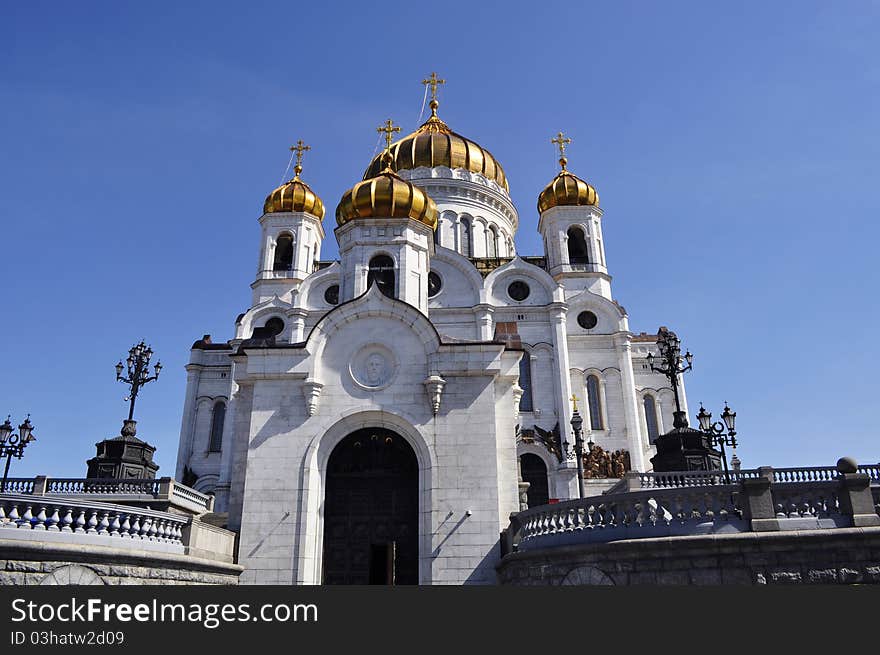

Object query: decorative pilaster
[423,375,446,415]
[614,332,647,473]
[474,304,494,341]
[287,308,309,343]
[302,379,324,417]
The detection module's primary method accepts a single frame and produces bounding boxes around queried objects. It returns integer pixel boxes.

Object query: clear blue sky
[1,2,878,478]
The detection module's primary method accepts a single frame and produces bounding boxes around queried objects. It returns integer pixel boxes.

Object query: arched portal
[322,428,419,585]
[520,453,549,507]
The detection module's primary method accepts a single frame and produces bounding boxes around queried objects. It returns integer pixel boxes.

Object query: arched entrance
[520,453,550,507]
[322,428,419,584]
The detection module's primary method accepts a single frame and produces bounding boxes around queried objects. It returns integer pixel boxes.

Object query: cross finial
[570,393,580,412]
[422,72,446,116]
[377,119,401,150]
[551,131,572,171]
[289,139,311,176]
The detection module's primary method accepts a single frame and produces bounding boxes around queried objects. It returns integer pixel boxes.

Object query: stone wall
[496,526,880,585]
[0,539,242,586]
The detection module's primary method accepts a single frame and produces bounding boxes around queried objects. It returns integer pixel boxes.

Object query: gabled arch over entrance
[322,428,419,584]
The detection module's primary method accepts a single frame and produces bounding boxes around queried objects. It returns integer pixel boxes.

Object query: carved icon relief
[350,344,398,391]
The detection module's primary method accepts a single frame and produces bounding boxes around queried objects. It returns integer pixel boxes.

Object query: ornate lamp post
[116,340,162,425]
[646,326,693,428]
[561,395,588,499]
[0,415,36,492]
[697,403,738,483]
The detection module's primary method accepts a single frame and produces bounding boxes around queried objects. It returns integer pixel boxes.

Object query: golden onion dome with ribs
[336,151,438,228]
[263,163,325,218]
[537,156,599,213]
[362,99,509,192]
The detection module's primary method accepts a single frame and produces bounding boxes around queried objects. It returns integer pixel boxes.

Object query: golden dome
[362,101,509,192]
[336,153,438,228]
[263,165,325,218]
[537,157,599,213]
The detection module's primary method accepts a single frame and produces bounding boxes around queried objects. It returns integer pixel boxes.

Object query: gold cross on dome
[289,140,311,174]
[552,132,572,159]
[377,119,401,149]
[422,71,446,103]
[570,394,580,412]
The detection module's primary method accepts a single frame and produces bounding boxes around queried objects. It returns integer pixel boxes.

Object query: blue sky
[1,2,878,478]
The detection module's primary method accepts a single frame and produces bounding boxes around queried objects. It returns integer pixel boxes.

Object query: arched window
[273,233,294,271]
[518,354,533,412]
[487,225,498,258]
[567,226,589,265]
[208,401,226,452]
[586,375,603,430]
[367,254,395,298]
[520,454,549,507]
[644,395,660,441]
[460,217,472,257]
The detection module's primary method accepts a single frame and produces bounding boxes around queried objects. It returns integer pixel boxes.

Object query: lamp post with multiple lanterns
[562,395,592,500]
[0,415,35,492]
[116,341,162,424]
[646,326,693,429]
[697,402,738,483]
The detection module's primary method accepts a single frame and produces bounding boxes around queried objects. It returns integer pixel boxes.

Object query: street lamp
[697,402,738,483]
[646,326,693,429]
[115,340,162,424]
[561,395,587,499]
[0,415,36,492]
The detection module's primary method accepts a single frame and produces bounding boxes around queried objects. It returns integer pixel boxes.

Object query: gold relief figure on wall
[583,445,631,479]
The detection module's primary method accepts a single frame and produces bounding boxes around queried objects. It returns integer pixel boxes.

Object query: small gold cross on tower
[289,139,311,176]
[422,72,446,116]
[552,131,572,170]
[570,393,580,412]
[377,119,401,150]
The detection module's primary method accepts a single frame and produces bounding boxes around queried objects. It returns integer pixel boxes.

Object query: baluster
[18,505,34,529]
[128,515,140,538]
[172,523,183,543]
[85,510,98,534]
[46,506,61,531]
[119,513,131,538]
[8,504,21,526]
[97,511,110,535]
[71,509,85,533]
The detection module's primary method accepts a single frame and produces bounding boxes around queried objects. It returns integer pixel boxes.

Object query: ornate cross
[421,71,446,102]
[289,139,311,174]
[377,119,401,149]
[570,393,580,412]
[552,131,572,159]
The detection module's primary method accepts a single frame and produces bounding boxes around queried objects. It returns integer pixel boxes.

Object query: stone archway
[560,566,615,586]
[39,565,105,585]
[322,428,419,585]
[520,453,550,507]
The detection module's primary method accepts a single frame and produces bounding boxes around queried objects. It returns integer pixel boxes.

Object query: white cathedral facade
[174,80,689,585]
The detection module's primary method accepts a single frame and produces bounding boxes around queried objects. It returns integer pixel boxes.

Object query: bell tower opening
[322,428,419,585]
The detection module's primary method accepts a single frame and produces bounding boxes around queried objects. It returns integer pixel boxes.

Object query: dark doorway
[323,429,419,585]
[367,255,395,298]
[520,453,550,507]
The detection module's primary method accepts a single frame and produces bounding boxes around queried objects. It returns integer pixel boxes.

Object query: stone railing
[503,462,880,556]
[0,476,213,515]
[0,493,236,564]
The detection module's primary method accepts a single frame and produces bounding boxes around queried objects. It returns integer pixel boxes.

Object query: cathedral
[174,75,689,585]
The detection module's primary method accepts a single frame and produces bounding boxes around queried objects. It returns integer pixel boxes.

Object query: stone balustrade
[503,462,880,556]
[1,476,213,515]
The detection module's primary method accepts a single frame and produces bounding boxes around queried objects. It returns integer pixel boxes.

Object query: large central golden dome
[362,102,509,192]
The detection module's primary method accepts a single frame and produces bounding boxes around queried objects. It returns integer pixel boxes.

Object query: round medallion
[349,344,399,391]
[428,271,442,297]
[577,311,598,329]
[508,280,530,301]
[324,284,340,305]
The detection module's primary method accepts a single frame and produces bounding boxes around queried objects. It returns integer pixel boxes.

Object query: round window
[577,311,598,329]
[324,284,339,305]
[428,271,442,297]
[264,317,285,336]
[507,280,530,301]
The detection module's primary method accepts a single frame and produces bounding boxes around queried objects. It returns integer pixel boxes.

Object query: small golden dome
[336,153,438,228]
[263,165,325,218]
[362,101,509,192]
[537,157,599,213]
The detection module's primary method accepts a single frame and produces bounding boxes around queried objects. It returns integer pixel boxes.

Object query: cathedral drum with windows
[174,78,686,585]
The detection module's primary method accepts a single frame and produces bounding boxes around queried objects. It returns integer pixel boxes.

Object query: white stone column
[474,304,494,340]
[175,365,201,480]
[548,302,574,435]
[213,375,240,513]
[287,308,309,343]
[614,332,647,472]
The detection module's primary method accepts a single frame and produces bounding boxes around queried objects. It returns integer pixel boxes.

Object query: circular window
[507,280,530,301]
[324,284,339,305]
[428,271,442,297]
[577,311,598,329]
[264,317,284,336]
